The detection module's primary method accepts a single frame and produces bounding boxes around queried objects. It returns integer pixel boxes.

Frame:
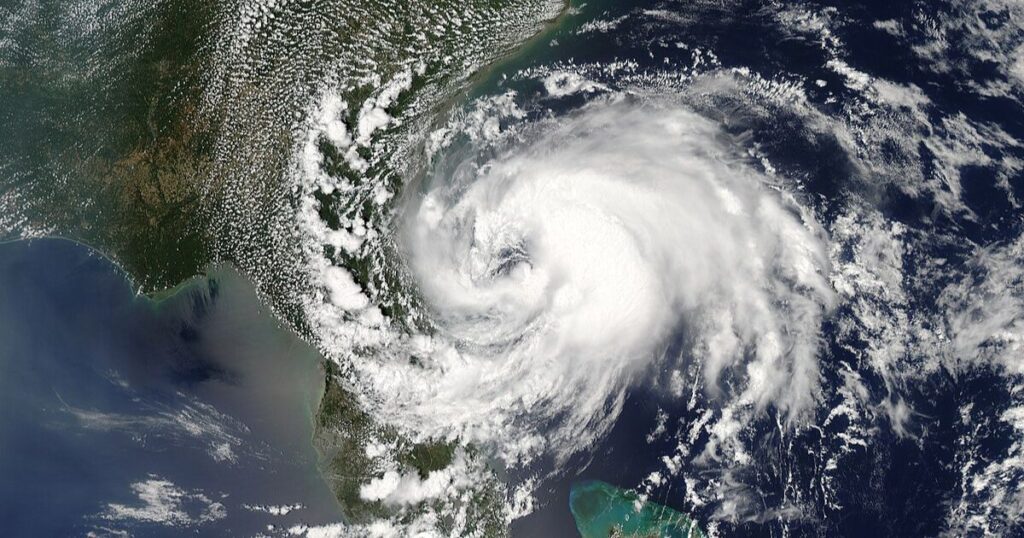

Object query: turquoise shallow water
[0,238,341,535]
[570,480,705,538]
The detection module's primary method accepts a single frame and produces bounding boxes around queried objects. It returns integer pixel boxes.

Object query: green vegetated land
[0,0,218,289]
[315,362,507,533]
[0,0,568,534]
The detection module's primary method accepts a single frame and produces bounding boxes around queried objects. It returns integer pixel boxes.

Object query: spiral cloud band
[359,98,836,463]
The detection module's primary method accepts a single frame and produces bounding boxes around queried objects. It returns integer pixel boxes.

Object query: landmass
[0,0,568,535]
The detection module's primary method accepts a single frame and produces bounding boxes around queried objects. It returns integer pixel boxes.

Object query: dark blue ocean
[495,0,1024,536]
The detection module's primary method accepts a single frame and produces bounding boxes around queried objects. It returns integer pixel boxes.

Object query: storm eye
[490,243,531,278]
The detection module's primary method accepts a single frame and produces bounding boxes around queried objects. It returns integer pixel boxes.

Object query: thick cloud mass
[363,99,835,463]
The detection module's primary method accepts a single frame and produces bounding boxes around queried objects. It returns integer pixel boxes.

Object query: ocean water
[571,480,703,538]
[0,238,342,536]
[455,0,1024,535]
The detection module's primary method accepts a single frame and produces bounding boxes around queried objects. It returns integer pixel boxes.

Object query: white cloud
[61,396,245,465]
[356,70,413,146]
[359,453,476,507]
[942,233,1024,375]
[243,502,304,516]
[100,476,225,526]
[353,97,835,465]
[542,71,607,97]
